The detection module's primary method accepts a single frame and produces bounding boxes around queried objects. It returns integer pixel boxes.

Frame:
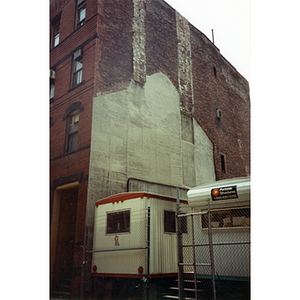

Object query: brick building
[50,0,250,298]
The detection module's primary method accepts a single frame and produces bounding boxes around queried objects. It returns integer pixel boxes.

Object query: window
[106,210,130,234]
[213,67,217,77]
[220,154,226,173]
[50,84,55,100]
[66,110,80,153]
[51,14,61,48]
[202,208,250,229]
[53,21,60,47]
[164,211,176,233]
[50,69,55,100]
[72,49,83,87]
[76,0,86,29]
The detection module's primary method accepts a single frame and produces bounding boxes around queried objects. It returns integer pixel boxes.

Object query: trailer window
[202,207,250,229]
[164,211,187,233]
[164,211,176,233]
[106,210,130,234]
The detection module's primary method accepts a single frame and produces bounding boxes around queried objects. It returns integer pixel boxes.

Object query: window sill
[105,232,131,236]
[50,144,90,162]
[51,44,59,51]
[68,80,85,92]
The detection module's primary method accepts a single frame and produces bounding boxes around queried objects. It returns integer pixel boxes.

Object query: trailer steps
[169,286,204,293]
[50,278,71,299]
[51,290,71,297]
[163,296,194,300]
[163,273,205,300]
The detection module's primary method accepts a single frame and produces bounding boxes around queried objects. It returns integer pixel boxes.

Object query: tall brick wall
[146,0,178,88]
[50,1,99,297]
[190,24,250,179]
[95,0,134,94]
[143,0,250,180]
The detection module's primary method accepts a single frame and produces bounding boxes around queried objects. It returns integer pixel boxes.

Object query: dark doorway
[53,187,78,285]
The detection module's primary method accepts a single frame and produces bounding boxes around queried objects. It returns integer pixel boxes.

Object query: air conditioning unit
[50,69,56,79]
[216,109,222,119]
[74,49,83,61]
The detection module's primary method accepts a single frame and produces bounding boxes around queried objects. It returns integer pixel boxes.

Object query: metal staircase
[163,273,204,300]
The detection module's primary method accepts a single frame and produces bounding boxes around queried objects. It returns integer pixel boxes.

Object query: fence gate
[176,196,250,300]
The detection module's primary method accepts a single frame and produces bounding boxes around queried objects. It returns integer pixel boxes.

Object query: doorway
[51,186,79,288]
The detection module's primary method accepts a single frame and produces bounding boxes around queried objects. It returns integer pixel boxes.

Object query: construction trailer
[91,192,191,299]
[91,177,250,299]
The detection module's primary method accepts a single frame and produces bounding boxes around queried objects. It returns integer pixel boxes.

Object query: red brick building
[50,0,250,298]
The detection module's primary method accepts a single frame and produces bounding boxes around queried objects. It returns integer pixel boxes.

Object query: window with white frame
[50,84,55,100]
[53,21,60,47]
[66,110,80,153]
[51,14,61,48]
[50,69,55,100]
[72,49,83,87]
[106,210,130,234]
[76,0,86,29]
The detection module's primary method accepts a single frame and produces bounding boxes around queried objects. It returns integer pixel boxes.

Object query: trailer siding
[92,194,191,277]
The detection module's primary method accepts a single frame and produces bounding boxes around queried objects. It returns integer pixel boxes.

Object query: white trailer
[186,177,251,281]
[91,192,192,280]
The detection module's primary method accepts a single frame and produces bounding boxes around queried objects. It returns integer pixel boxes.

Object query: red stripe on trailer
[95,192,188,207]
[95,192,147,207]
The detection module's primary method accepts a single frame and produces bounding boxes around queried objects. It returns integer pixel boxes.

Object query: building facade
[50,0,250,298]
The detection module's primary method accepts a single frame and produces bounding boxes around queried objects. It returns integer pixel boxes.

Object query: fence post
[191,212,198,300]
[146,206,150,300]
[207,199,217,300]
[176,188,184,300]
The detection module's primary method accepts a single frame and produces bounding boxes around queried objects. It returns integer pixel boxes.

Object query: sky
[164,0,251,82]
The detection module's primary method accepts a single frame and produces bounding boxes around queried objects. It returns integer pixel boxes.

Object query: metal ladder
[176,195,217,300]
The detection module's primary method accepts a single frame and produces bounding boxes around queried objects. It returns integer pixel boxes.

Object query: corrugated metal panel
[150,199,178,274]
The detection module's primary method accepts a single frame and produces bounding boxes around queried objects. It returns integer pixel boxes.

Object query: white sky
[164,0,251,82]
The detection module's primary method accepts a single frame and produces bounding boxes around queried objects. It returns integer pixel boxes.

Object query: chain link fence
[178,203,250,300]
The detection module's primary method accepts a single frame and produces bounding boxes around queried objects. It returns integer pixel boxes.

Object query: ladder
[163,273,204,300]
[176,197,216,300]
